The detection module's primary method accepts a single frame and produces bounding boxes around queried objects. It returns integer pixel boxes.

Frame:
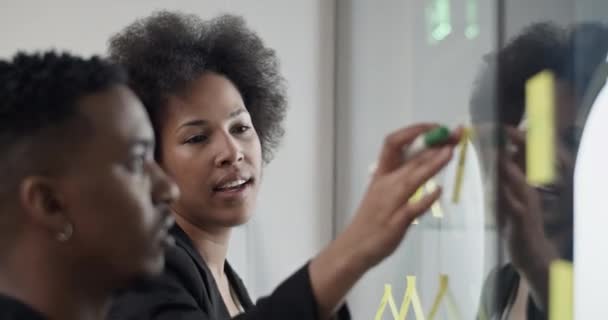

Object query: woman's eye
[185,135,208,144]
[233,125,251,134]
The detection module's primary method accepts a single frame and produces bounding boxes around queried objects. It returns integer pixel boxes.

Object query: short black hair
[470,22,568,126]
[108,11,287,163]
[0,51,127,197]
[566,22,608,103]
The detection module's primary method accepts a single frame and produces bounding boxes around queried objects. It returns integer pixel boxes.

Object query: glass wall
[335,0,607,318]
[335,1,499,318]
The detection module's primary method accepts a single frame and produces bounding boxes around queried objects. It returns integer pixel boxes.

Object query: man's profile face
[56,85,176,283]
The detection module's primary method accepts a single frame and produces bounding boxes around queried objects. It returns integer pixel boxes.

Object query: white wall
[0,0,336,299]
[571,2,608,318]
[574,61,608,319]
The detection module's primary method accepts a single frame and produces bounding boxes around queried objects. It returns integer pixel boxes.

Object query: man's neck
[0,243,110,320]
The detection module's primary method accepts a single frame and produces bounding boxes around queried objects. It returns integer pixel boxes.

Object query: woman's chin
[216,210,253,227]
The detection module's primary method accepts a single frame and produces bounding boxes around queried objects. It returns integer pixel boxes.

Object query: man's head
[469,23,573,235]
[0,51,178,288]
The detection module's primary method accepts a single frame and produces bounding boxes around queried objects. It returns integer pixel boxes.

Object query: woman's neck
[174,214,232,279]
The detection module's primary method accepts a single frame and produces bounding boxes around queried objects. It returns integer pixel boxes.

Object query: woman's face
[159,72,262,229]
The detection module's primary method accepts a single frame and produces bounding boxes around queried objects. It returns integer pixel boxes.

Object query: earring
[56,223,73,242]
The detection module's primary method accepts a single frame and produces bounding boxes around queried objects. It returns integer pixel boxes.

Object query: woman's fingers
[389,145,455,203]
[374,123,437,177]
[392,187,442,228]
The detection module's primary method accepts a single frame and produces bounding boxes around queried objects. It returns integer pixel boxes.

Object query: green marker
[367,125,451,175]
[403,126,451,160]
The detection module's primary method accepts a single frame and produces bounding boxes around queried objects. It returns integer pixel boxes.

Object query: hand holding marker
[404,126,452,159]
[369,124,468,218]
[369,125,454,174]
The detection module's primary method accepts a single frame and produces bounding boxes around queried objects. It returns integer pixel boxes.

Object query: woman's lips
[212,178,253,198]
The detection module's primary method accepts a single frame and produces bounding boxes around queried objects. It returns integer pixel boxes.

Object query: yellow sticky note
[452,128,470,203]
[526,70,556,185]
[549,260,573,320]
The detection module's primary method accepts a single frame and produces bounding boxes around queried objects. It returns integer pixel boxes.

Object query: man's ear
[19,176,70,237]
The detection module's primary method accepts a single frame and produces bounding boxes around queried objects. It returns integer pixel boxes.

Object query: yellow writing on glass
[410,186,425,225]
[451,128,471,203]
[374,275,463,320]
[427,274,461,320]
[425,180,443,218]
[549,260,573,320]
[369,166,444,223]
[411,185,426,203]
[410,179,444,225]
[374,276,425,320]
[525,70,556,185]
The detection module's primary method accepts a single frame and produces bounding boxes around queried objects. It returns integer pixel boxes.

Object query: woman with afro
[108,11,460,320]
